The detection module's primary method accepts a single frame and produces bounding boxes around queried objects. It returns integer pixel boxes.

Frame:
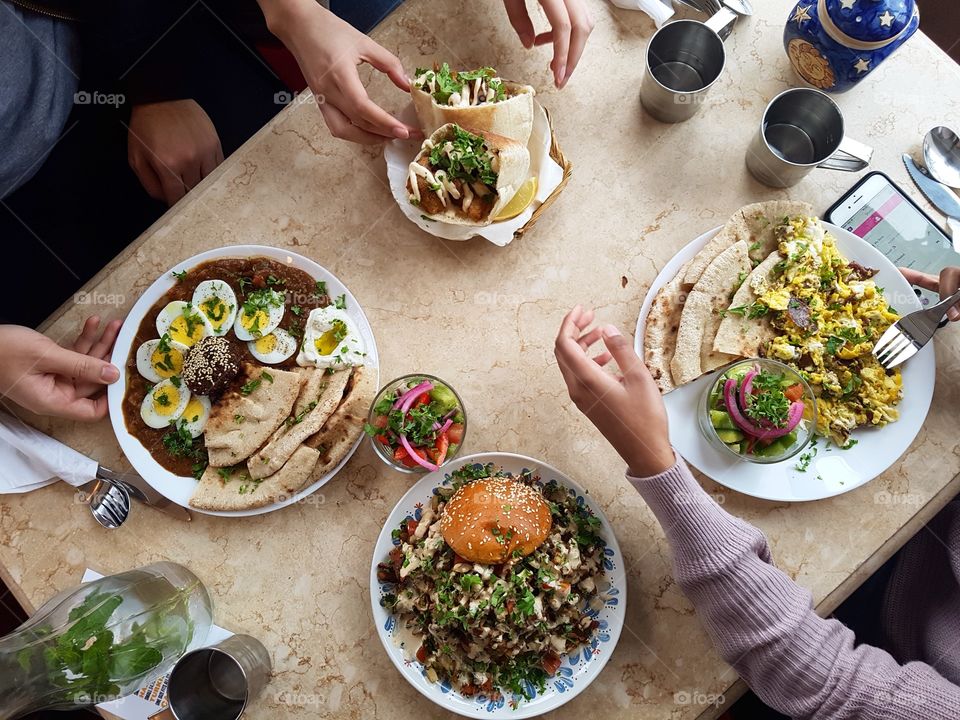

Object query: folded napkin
[0,409,97,493]
[609,0,675,26]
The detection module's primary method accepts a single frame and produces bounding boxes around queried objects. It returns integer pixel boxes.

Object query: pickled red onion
[399,434,438,471]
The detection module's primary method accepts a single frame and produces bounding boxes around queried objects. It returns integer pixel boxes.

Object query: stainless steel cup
[640,7,737,123]
[148,635,272,720]
[746,87,873,188]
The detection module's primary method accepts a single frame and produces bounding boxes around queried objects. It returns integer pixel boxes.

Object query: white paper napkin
[609,0,675,27]
[384,101,564,246]
[0,409,98,493]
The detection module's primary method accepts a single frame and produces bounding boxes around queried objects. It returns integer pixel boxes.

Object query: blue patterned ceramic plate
[370,452,626,718]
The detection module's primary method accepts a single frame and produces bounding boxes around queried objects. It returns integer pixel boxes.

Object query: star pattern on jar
[840,0,856,8]
[878,10,895,27]
[854,57,870,74]
[792,4,813,24]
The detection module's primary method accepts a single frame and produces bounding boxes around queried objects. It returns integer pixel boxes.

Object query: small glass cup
[699,358,817,464]
[367,374,467,474]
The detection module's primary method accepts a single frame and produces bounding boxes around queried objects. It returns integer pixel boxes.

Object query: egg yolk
[254,334,278,354]
[150,346,183,378]
[199,296,231,332]
[168,314,205,347]
[240,309,269,337]
[313,320,347,355]
[182,397,204,424]
[152,385,181,416]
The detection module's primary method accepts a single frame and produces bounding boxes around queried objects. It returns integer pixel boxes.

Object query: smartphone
[825,171,958,306]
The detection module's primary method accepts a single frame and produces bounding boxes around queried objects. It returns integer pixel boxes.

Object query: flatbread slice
[671,241,752,385]
[292,367,330,417]
[713,250,781,356]
[205,364,301,468]
[682,201,814,285]
[190,445,320,511]
[305,365,377,479]
[643,260,692,394]
[247,368,352,479]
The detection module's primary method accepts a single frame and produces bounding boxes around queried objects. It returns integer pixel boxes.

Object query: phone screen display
[838,181,958,273]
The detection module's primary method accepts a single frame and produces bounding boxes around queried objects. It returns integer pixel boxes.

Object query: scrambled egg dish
[752,217,902,445]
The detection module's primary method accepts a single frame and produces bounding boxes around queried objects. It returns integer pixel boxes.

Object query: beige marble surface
[4,1,960,718]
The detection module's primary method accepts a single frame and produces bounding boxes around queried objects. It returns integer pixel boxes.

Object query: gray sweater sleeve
[628,457,960,720]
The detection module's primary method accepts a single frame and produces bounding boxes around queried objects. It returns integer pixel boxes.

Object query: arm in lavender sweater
[629,457,960,720]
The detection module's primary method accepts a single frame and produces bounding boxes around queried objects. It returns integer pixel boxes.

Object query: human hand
[260,0,418,143]
[899,266,960,321]
[0,318,122,421]
[503,0,595,88]
[554,306,675,477]
[128,99,224,206]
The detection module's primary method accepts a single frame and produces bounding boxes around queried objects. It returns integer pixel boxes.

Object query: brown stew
[121,257,330,477]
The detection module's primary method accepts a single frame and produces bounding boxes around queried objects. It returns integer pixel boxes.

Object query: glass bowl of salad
[699,358,817,464]
[365,374,466,474]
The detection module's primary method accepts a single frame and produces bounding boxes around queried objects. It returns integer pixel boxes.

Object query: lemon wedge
[494,177,538,221]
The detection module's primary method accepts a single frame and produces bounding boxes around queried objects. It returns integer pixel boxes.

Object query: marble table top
[4,1,960,718]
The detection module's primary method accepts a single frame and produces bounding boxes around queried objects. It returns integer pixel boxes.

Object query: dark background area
[2,1,958,719]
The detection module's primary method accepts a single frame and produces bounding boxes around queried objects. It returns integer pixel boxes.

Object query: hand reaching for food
[258,0,419,144]
[128,100,224,207]
[0,318,122,421]
[555,306,675,477]
[503,0,595,88]
[900,266,960,321]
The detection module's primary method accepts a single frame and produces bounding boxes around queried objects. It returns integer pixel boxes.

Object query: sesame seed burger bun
[439,477,552,565]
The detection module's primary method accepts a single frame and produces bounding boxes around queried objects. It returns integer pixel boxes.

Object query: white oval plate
[634,223,935,502]
[107,245,379,517]
[370,452,626,718]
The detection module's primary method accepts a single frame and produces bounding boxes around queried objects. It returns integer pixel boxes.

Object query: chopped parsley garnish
[314,280,327,297]
[427,125,498,187]
[171,269,188,281]
[744,371,790,427]
[720,301,769,320]
[161,421,208,479]
[334,294,347,310]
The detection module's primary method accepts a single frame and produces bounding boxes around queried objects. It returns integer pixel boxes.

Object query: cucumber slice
[754,439,788,457]
[716,429,744,443]
[710,410,736,430]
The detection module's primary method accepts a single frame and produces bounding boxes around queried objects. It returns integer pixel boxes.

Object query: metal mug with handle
[148,635,271,720]
[746,87,873,187]
[640,7,738,123]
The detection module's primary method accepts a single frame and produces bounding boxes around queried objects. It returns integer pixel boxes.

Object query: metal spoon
[721,0,753,15]
[923,126,960,189]
[84,477,131,529]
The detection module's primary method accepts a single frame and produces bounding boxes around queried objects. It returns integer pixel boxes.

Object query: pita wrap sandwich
[682,200,814,286]
[713,250,781,357]
[671,241,752,385]
[411,64,535,144]
[643,260,692,394]
[407,123,529,226]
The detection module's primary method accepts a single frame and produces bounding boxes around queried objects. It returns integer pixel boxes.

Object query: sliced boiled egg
[233,289,285,341]
[247,328,298,364]
[297,306,366,369]
[135,335,190,383]
[192,280,238,336]
[179,395,211,438]
[140,378,191,429]
[155,301,213,348]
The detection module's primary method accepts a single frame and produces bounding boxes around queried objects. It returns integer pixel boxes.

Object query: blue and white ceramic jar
[784,0,920,93]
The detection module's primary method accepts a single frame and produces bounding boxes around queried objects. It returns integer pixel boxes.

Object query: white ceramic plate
[370,452,626,718]
[107,245,379,517]
[634,223,935,502]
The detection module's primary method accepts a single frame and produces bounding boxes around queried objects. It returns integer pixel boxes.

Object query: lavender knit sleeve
[628,457,960,720]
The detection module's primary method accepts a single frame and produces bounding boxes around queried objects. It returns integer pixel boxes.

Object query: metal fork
[83,477,131,529]
[873,287,960,369]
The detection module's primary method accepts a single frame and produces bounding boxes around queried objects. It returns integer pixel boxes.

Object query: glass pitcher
[0,562,213,719]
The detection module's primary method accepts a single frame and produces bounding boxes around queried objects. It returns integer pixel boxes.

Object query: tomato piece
[460,683,478,697]
[251,273,266,288]
[784,383,804,402]
[435,432,450,466]
[400,454,419,468]
[406,519,418,537]
[447,423,464,445]
[393,446,408,461]
[375,434,389,445]
[372,414,389,429]
[541,652,562,676]
[505,599,516,614]
[416,392,431,406]
[416,645,427,663]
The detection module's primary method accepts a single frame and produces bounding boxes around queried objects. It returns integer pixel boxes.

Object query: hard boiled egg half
[234,288,285,341]
[248,328,298,364]
[297,306,366,369]
[179,395,211,438]
[156,301,214,348]
[192,280,237,336]
[140,378,191,429]
[135,335,190,383]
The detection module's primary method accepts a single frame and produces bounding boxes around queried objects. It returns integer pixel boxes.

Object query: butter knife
[902,153,960,248]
